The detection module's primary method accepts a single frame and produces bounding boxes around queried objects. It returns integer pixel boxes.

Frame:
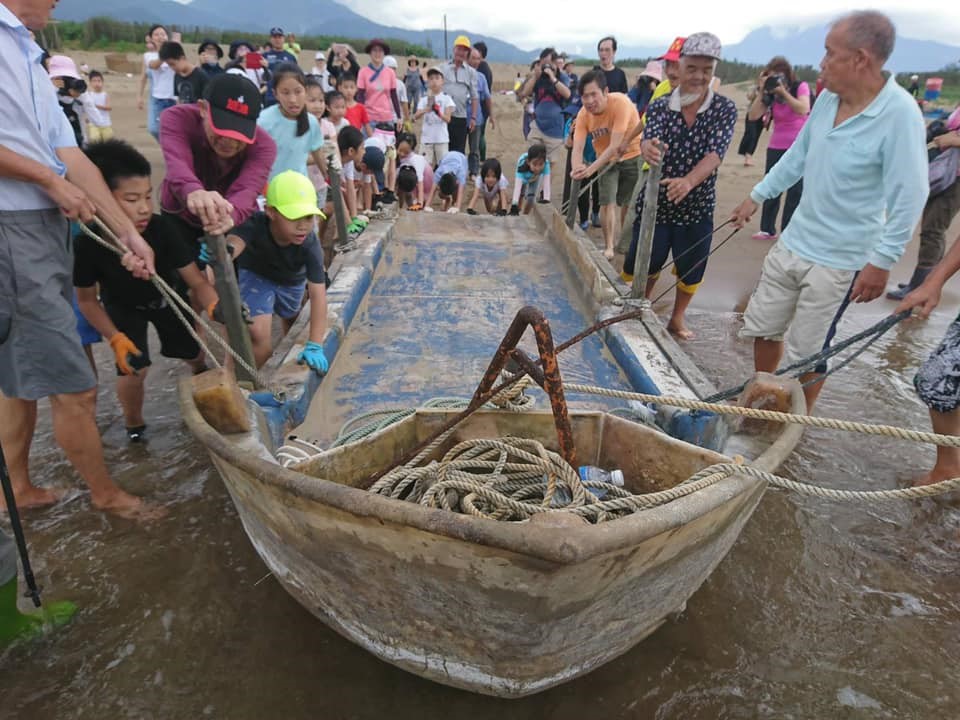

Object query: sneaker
[381,190,396,204]
[591,212,601,228]
[751,231,778,240]
[127,425,147,442]
[579,219,590,230]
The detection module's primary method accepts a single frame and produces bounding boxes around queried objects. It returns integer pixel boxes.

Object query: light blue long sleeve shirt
[750,76,928,271]
[0,2,76,211]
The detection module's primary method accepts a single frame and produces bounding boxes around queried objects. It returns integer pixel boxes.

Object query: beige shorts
[526,121,565,156]
[740,241,856,368]
[423,143,448,166]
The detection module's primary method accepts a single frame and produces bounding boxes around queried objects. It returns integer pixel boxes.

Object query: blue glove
[298,341,329,374]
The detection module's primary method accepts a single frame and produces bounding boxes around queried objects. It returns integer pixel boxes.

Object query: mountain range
[56,0,960,71]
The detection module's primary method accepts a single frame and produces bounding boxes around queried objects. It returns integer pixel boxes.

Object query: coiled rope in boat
[368,436,960,524]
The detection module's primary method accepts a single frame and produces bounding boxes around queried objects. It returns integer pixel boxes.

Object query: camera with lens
[58,76,87,95]
[541,63,554,74]
[762,73,786,105]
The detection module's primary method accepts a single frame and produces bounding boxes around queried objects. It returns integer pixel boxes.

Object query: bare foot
[603,248,615,260]
[667,321,695,340]
[0,485,66,512]
[744,158,754,167]
[91,490,168,521]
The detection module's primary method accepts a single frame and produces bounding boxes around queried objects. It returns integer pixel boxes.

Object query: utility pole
[443,15,448,60]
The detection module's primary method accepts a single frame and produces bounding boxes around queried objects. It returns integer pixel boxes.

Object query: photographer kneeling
[747,57,810,241]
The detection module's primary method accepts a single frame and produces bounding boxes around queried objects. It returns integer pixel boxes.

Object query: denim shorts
[238,268,305,320]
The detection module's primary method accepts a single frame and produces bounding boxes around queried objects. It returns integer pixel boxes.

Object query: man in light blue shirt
[731,10,928,410]
[0,0,158,520]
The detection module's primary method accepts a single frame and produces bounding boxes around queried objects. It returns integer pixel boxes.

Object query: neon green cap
[266,170,321,220]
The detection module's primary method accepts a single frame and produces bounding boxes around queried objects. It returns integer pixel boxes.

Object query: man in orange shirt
[572,69,642,259]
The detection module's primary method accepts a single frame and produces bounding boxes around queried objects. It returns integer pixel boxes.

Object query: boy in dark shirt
[228,170,329,372]
[159,41,209,104]
[74,140,219,441]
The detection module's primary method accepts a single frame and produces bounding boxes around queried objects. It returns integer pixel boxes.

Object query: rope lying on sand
[368,437,960,524]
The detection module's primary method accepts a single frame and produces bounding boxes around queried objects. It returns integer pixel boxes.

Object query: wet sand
[1,49,959,718]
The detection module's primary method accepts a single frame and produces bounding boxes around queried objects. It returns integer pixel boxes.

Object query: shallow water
[2,303,959,719]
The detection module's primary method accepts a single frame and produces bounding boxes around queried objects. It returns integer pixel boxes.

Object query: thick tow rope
[77,219,275,392]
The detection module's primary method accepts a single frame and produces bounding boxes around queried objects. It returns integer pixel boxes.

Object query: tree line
[53,17,432,58]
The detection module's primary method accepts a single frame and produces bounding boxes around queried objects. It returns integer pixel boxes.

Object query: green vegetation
[51,17,431,58]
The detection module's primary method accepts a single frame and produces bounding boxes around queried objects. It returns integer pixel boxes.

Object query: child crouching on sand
[509,143,550,215]
[74,139,218,442]
[396,133,433,210]
[425,150,468,213]
[228,171,329,372]
[466,158,510,215]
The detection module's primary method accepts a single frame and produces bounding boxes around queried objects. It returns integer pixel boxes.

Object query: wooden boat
[179,206,805,697]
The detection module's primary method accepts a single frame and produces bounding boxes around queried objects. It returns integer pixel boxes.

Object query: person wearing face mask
[198,38,225,76]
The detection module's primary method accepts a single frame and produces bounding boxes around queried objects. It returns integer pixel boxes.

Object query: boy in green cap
[228,171,329,371]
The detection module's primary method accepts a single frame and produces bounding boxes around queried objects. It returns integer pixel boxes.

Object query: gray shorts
[915,315,960,413]
[0,528,15,585]
[0,209,96,400]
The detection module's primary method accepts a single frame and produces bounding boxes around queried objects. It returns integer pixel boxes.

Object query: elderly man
[160,73,277,249]
[467,47,494,178]
[1,0,161,520]
[441,35,479,154]
[623,32,736,340]
[731,11,928,410]
[520,47,572,157]
[572,70,642,259]
[596,36,628,94]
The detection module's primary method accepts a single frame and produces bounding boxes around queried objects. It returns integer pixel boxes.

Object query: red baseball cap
[658,37,686,62]
[203,74,262,144]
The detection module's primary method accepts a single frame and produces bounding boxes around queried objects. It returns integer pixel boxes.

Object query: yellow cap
[454,35,471,49]
[266,170,322,220]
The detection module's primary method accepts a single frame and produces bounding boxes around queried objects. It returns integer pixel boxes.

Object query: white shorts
[740,241,856,368]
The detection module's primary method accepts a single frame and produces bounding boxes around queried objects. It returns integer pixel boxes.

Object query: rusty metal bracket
[469,306,576,467]
[366,307,579,488]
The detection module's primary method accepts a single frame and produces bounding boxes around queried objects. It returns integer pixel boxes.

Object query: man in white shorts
[731,10,928,410]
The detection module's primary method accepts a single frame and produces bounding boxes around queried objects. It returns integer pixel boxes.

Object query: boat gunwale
[178,376,805,566]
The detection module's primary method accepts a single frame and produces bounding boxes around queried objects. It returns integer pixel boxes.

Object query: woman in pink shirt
[747,57,811,240]
[356,39,403,202]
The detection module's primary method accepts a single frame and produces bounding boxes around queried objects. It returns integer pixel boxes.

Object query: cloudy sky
[344,1,959,52]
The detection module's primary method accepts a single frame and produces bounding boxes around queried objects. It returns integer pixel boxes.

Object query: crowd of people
[1,0,959,645]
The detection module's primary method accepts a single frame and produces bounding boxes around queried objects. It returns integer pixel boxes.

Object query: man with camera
[520,47,572,158]
[731,11,928,410]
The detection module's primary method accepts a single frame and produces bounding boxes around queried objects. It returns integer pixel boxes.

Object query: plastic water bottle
[578,466,625,500]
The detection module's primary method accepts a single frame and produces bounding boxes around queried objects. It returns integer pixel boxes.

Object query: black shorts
[105,299,200,376]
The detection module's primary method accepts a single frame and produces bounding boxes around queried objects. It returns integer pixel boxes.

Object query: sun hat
[681,32,722,61]
[426,66,444,77]
[383,55,398,69]
[365,38,390,54]
[454,35,471,49]
[47,55,81,79]
[203,74,263,144]
[658,37,686,62]
[198,39,224,59]
[315,51,326,61]
[266,171,322,219]
[640,60,663,82]
[228,40,255,60]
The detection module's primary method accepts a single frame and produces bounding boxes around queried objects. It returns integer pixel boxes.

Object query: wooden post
[565,177,581,229]
[630,146,663,299]
[616,166,645,255]
[206,233,259,387]
[328,165,349,246]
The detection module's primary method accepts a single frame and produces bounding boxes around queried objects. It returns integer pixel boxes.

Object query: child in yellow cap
[227,170,329,372]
